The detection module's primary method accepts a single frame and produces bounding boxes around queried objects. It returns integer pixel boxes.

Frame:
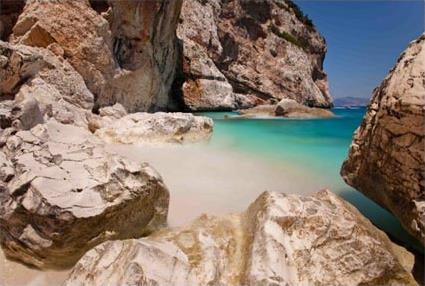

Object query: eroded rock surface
[0,41,94,127]
[65,190,416,286]
[10,0,183,112]
[0,120,169,269]
[94,112,213,144]
[341,34,425,245]
[175,0,332,111]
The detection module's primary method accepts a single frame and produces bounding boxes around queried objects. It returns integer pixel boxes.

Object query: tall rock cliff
[341,34,425,246]
[9,0,182,112]
[175,0,332,111]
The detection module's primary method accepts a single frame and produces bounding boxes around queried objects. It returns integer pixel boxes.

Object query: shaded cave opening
[89,0,109,14]
[0,0,26,41]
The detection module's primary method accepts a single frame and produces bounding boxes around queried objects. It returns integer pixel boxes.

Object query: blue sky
[294,0,424,99]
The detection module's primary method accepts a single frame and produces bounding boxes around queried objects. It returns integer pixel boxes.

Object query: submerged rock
[176,0,332,111]
[239,99,334,119]
[65,190,416,286]
[0,120,169,269]
[274,98,334,118]
[341,34,425,246]
[94,112,213,144]
[10,0,183,112]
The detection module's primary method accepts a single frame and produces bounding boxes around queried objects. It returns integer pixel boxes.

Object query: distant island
[333,96,370,107]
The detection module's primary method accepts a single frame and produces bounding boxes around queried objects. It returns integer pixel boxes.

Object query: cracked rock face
[94,112,213,144]
[341,34,425,246]
[10,0,183,112]
[64,190,416,286]
[175,0,332,111]
[0,120,169,269]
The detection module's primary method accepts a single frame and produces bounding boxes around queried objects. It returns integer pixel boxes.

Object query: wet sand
[0,143,336,285]
[108,144,324,226]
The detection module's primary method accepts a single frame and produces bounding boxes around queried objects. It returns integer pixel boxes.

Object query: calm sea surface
[198,108,422,252]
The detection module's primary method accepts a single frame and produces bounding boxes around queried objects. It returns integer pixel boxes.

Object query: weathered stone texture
[64,190,416,286]
[0,121,169,269]
[341,34,425,245]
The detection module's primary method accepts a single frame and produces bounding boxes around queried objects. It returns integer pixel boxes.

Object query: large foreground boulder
[10,0,183,112]
[341,34,425,245]
[175,0,332,111]
[0,120,169,269]
[93,112,213,144]
[64,190,416,286]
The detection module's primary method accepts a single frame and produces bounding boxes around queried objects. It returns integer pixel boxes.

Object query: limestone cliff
[341,34,425,246]
[175,0,332,111]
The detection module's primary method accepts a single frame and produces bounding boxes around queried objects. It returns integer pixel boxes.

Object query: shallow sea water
[196,108,422,253]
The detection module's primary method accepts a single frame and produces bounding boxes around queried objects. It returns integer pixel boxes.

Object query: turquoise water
[198,108,423,253]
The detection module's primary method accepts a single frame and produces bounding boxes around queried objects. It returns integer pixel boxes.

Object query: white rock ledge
[94,112,214,145]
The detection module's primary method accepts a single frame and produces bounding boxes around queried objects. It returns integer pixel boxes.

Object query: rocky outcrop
[0,120,169,269]
[93,112,213,144]
[9,0,114,107]
[65,190,416,286]
[239,98,334,119]
[341,34,425,245]
[10,0,183,112]
[0,41,94,127]
[175,0,332,111]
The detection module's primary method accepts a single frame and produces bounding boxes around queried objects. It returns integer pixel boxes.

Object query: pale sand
[1,143,324,285]
[108,144,323,226]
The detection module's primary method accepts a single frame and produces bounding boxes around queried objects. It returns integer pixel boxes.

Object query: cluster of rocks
[0,0,212,273]
[238,98,335,119]
[341,34,425,246]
